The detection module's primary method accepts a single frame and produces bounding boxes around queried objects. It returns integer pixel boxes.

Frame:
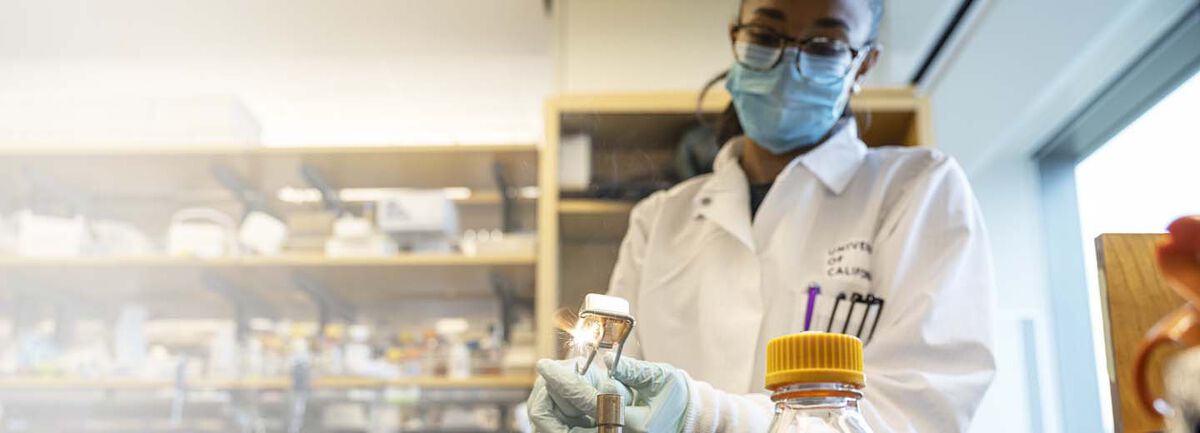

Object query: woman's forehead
[739,0,872,42]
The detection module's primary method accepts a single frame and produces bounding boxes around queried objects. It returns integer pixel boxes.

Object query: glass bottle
[764,332,873,433]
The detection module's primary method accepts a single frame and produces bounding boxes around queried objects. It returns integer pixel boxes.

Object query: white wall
[1,0,968,144]
[0,0,555,146]
[556,0,739,93]
[970,157,1049,313]
[966,156,1059,433]
[555,0,964,92]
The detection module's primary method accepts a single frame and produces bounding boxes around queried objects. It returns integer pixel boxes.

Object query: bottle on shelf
[343,325,373,376]
[435,318,472,379]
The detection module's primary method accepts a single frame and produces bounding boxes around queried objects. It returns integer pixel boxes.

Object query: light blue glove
[529,353,690,433]
[528,358,631,433]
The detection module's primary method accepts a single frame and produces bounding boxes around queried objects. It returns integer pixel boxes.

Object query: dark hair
[705,0,884,146]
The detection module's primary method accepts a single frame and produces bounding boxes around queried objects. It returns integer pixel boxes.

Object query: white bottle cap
[583,294,630,317]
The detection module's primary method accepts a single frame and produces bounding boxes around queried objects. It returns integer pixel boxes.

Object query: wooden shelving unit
[0,143,550,403]
[544,89,934,319]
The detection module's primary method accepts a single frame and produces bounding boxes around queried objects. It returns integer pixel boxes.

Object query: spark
[555,308,601,355]
[569,320,601,350]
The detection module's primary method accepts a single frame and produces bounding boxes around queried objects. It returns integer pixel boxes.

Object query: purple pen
[803,284,821,331]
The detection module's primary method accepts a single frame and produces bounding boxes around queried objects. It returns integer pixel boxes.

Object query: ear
[854,45,882,86]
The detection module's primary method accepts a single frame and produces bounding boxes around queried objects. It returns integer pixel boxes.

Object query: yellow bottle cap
[765,332,865,390]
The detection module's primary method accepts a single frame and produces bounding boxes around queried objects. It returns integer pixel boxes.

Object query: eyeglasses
[730,24,870,84]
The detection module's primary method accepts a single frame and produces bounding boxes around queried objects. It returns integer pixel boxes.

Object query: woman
[528,0,996,432]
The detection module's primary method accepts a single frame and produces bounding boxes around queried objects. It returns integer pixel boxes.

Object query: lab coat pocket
[814,290,884,342]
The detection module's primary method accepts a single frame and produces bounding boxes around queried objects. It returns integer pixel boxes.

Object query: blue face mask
[725,48,856,154]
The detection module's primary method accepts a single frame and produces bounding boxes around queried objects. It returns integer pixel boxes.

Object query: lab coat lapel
[695,140,755,252]
[751,120,867,248]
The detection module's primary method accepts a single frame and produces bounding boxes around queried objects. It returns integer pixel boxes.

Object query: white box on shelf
[15,210,86,257]
[376,190,458,234]
[376,190,458,252]
[559,134,592,192]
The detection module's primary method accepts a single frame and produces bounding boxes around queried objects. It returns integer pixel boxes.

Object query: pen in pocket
[804,283,820,331]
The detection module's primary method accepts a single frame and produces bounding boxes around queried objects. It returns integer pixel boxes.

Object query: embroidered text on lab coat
[826,240,873,282]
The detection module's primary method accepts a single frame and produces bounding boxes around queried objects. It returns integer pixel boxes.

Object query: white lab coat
[607,120,996,433]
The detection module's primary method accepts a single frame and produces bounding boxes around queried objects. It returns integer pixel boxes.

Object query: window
[1072,70,1200,430]
[1035,9,1199,431]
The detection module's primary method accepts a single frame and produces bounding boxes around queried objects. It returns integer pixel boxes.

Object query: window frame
[1034,5,1200,430]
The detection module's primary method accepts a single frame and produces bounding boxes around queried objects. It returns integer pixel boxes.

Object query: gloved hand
[528,358,631,433]
[529,353,690,433]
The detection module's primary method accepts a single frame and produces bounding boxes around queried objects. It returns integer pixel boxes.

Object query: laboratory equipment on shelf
[764,333,873,433]
[86,218,153,256]
[559,134,592,192]
[325,212,398,257]
[571,294,635,376]
[212,164,289,256]
[460,229,536,257]
[437,318,472,379]
[167,207,239,257]
[375,189,459,253]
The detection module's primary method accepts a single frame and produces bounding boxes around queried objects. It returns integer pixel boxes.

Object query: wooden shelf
[386,375,536,389]
[0,144,541,204]
[558,199,635,215]
[553,88,931,150]
[0,254,537,268]
[0,253,537,315]
[0,375,536,391]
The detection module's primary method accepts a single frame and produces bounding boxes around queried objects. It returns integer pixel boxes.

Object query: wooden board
[537,103,562,359]
[558,199,635,216]
[1097,233,1185,433]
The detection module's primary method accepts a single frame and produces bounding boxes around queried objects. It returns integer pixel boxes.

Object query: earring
[852,83,863,94]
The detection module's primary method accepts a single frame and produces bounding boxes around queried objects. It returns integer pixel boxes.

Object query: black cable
[910,0,979,85]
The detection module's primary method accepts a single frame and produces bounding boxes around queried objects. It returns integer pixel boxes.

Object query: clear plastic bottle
[764,333,873,433]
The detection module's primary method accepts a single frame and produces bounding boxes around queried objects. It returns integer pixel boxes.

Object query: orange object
[1135,216,1200,417]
